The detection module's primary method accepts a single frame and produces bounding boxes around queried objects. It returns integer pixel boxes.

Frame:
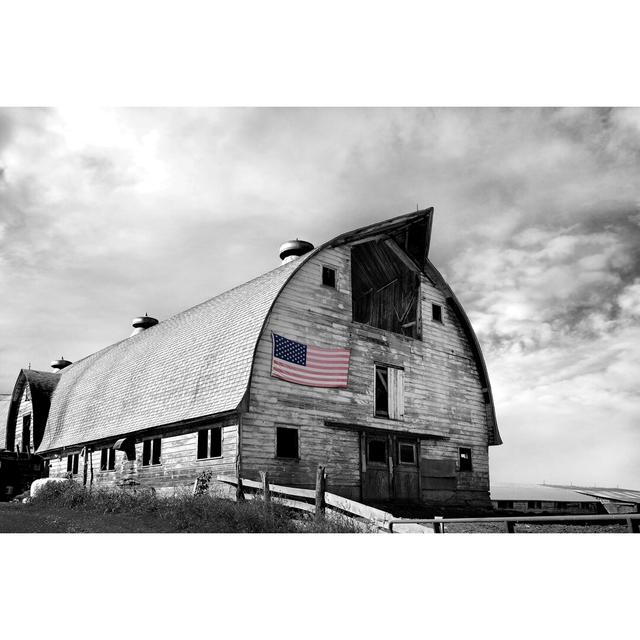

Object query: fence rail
[216,472,396,531]
[216,472,640,533]
[388,513,640,533]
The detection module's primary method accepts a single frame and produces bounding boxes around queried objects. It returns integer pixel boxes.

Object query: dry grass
[10,479,364,533]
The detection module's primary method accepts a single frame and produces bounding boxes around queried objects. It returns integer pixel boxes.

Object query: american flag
[271,333,350,388]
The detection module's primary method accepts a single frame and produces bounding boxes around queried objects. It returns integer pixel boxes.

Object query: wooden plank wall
[242,245,491,507]
[47,424,238,496]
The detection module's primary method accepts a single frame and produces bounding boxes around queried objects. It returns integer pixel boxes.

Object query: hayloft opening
[351,241,421,338]
[432,303,442,323]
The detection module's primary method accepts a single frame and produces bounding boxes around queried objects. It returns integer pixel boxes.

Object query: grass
[0,479,366,533]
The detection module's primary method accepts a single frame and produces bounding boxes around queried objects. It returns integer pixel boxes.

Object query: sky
[1,107,640,488]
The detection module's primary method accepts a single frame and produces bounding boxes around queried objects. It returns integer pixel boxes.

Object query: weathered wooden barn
[3,208,502,508]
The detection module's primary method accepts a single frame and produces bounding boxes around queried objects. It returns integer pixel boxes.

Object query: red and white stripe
[272,344,350,388]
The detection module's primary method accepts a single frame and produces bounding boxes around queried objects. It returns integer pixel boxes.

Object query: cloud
[1,107,640,486]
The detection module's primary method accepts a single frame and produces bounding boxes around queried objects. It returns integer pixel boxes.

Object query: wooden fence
[217,468,640,533]
[216,468,406,532]
[387,513,640,533]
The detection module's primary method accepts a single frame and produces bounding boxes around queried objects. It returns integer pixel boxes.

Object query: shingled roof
[38,258,307,453]
[4,369,60,451]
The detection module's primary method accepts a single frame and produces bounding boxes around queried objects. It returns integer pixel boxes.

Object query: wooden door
[362,435,391,501]
[394,439,420,501]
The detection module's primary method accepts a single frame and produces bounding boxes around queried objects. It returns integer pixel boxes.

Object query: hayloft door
[362,434,391,501]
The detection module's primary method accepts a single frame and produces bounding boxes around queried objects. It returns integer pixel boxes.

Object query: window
[66,453,79,475]
[367,439,387,464]
[374,364,404,420]
[142,438,162,466]
[432,303,443,323]
[22,415,31,453]
[322,266,336,288]
[276,427,299,459]
[459,447,472,471]
[497,501,514,510]
[527,501,542,509]
[197,427,222,459]
[100,448,116,471]
[398,441,416,464]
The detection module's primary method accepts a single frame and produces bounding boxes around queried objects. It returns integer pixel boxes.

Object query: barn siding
[48,425,238,496]
[242,246,491,507]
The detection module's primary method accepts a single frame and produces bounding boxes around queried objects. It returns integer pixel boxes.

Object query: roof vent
[131,314,159,336]
[279,239,314,264]
[51,357,72,371]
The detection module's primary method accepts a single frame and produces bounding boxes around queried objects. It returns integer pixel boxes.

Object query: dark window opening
[100,448,116,471]
[459,447,472,471]
[322,266,336,288]
[276,427,299,459]
[67,453,79,475]
[197,428,222,459]
[351,242,421,339]
[497,501,514,510]
[432,303,442,323]
[21,415,31,453]
[398,442,416,464]
[374,364,404,420]
[375,365,389,417]
[527,501,542,509]
[367,439,387,464]
[143,438,162,466]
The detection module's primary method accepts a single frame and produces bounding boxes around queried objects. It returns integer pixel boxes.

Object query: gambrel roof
[37,208,501,452]
[38,259,305,452]
[4,369,60,451]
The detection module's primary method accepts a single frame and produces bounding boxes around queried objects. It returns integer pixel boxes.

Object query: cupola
[131,314,159,336]
[278,239,314,264]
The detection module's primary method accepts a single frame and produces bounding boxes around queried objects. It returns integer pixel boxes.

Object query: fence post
[434,516,444,533]
[236,477,245,502]
[504,520,516,533]
[627,517,639,533]
[315,465,326,521]
[260,471,271,504]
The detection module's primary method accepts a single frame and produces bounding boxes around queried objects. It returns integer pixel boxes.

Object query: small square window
[459,447,472,471]
[432,303,443,323]
[276,427,299,459]
[322,266,336,288]
[367,439,387,464]
[398,442,416,464]
[197,428,223,459]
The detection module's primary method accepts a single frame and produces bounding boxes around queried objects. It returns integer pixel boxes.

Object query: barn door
[394,439,420,501]
[362,434,391,502]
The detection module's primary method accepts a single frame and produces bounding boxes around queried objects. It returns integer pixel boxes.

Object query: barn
[3,208,502,509]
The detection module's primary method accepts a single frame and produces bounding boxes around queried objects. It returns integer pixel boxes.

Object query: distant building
[550,485,640,514]
[3,208,502,508]
[490,483,602,514]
